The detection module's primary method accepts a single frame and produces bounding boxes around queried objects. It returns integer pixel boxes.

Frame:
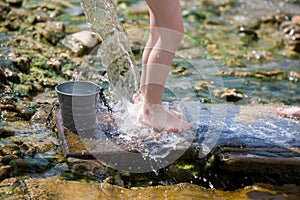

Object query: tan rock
[292,15,300,25]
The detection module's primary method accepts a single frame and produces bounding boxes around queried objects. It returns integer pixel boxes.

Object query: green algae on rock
[1,177,300,200]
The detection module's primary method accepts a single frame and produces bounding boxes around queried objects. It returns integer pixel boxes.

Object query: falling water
[80,0,140,102]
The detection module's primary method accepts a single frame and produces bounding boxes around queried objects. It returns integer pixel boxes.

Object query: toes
[164,127,179,133]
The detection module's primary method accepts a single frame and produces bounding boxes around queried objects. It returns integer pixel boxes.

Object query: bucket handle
[99,88,113,122]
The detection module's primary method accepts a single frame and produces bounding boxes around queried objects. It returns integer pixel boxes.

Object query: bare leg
[137,0,192,132]
[277,107,300,119]
[140,8,159,96]
[134,5,187,121]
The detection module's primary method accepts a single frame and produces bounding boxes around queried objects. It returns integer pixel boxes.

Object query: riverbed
[0,0,300,199]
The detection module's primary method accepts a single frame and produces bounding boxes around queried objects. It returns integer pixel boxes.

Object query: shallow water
[1,0,300,197]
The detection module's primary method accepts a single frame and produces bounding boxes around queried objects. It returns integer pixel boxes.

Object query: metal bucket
[55,81,101,132]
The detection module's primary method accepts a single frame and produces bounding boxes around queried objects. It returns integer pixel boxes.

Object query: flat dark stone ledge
[54,102,300,187]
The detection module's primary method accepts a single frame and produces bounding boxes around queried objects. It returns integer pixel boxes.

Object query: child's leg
[139,0,191,132]
[140,8,160,96]
[135,6,187,121]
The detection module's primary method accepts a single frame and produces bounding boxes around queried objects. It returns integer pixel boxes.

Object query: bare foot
[133,93,188,121]
[276,107,300,119]
[136,103,192,132]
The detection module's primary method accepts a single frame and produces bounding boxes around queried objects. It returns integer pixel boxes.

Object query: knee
[160,25,184,52]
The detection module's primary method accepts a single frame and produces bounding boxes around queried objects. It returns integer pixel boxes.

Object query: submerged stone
[213,88,248,102]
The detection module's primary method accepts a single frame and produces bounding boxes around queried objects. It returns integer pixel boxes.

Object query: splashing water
[79,0,196,172]
[109,100,195,172]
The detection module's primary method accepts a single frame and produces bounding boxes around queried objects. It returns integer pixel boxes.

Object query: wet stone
[0,144,21,157]
[3,10,23,31]
[0,165,11,179]
[0,66,6,84]
[238,26,259,41]
[0,59,19,84]
[13,56,30,73]
[21,178,300,200]
[292,15,300,25]
[0,177,18,187]
[0,126,15,138]
[46,58,61,73]
[289,70,300,81]
[9,158,51,173]
[33,91,57,104]
[213,88,248,102]
[1,111,19,121]
[66,157,107,178]
[33,11,51,24]
[0,155,19,165]
[15,102,34,121]
[171,66,192,76]
[280,21,300,52]
[37,21,65,45]
[5,0,23,7]
[0,96,34,120]
[30,104,54,124]
[0,2,11,21]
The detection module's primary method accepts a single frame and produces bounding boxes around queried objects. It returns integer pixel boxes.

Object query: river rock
[5,0,23,7]
[66,157,108,178]
[21,140,57,154]
[33,90,57,104]
[213,88,248,102]
[31,104,54,124]
[289,70,300,81]
[9,158,51,173]
[0,96,18,109]
[3,10,23,31]
[0,155,19,165]
[15,102,34,121]
[13,56,30,73]
[33,11,52,24]
[0,59,19,84]
[280,21,300,52]
[0,165,11,180]
[36,21,65,45]
[63,30,101,57]
[0,126,15,138]
[0,144,21,157]
[0,66,6,84]
[0,96,34,120]
[292,15,300,25]
[19,178,300,200]
[201,0,235,8]
[0,2,11,21]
